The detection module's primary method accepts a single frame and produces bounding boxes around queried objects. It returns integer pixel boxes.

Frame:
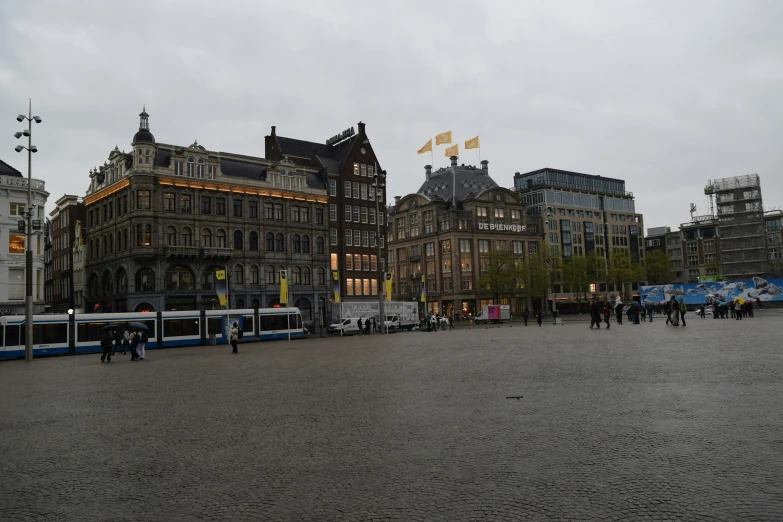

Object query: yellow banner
[331,270,341,304]
[385,273,392,301]
[420,274,426,303]
[417,139,432,154]
[435,131,452,146]
[444,143,458,157]
[215,270,228,307]
[280,269,288,305]
[465,136,479,149]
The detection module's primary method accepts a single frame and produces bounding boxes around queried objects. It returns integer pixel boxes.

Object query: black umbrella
[129,322,148,330]
[101,324,121,332]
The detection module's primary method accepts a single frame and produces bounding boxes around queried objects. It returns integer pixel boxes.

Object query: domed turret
[133,106,155,144]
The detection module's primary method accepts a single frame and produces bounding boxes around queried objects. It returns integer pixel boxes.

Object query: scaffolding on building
[709,174,768,279]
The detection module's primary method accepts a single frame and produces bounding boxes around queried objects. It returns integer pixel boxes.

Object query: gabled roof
[0,158,22,177]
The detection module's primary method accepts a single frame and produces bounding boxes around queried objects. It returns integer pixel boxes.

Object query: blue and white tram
[0,307,306,360]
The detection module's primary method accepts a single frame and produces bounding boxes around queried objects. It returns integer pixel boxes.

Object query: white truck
[474,304,511,324]
[332,301,419,332]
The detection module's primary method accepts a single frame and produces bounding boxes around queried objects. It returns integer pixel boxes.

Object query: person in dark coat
[364,318,371,335]
[523,308,529,326]
[535,309,543,327]
[357,317,363,334]
[100,332,112,363]
[603,303,611,329]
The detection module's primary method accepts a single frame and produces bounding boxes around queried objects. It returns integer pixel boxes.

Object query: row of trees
[477,248,677,306]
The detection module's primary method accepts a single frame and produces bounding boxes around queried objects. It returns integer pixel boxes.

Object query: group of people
[700,298,757,320]
[426,312,453,331]
[356,316,380,334]
[521,308,544,327]
[100,328,147,363]
[663,296,688,326]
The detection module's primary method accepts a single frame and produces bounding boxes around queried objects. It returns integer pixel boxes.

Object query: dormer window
[208,165,216,179]
[197,159,205,178]
[174,161,183,176]
[187,157,195,177]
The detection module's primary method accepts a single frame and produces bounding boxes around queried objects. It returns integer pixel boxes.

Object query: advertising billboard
[641,277,783,305]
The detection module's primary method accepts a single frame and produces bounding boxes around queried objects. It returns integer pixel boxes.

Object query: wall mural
[641,277,783,305]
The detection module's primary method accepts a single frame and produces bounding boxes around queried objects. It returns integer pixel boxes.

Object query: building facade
[83,109,330,329]
[513,168,645,303]
[644,226,669,256]
[388,158,542,317]
[265,123,386,301]
[45,194,86,313]
[73,219,86,312]
[0,159,49,315]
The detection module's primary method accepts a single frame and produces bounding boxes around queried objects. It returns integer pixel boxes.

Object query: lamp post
[371,170,387,334]
[14,100,41,362]
[544,206,557,320]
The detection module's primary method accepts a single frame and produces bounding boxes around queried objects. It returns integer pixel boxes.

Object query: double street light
[371,170,387,334]
[14,100,42,362]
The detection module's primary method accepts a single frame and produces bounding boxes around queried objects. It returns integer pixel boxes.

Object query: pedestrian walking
[100,332,113,363]
[615,302,623,325]
[364,317,371,335]
[357,317,363,334]
[641,306,647,322]
[664,300,672,324]
[679,298,687,326]
[647,302,654,323]
[112,331,122,356]
[670,296,680,326]
[523,308,529,326]
[430,314,437,332]
[536,309,543,327]
[448,315,454,330]
[589,301,601,329]
[121,328,130,355]
[230,322,239,353]
[137,330,147,359]
[128,331,139,361]
[603,303,611,329]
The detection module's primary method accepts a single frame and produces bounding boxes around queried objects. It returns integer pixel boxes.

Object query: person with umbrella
[99,324,119,363]
[130,322,148,360]
[734,298,744,320]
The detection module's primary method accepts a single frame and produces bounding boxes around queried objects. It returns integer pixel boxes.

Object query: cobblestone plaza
[2,313,782,521]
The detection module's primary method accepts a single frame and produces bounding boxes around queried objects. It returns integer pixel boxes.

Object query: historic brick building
[388,157,542,318]
[45,194,86,313]
[83,109,330,328]
[265,123,386,301]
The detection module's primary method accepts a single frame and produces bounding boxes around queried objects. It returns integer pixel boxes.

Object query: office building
[44,195,86,313]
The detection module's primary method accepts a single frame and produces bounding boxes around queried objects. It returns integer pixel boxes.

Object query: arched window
[165,226,177,246]
[116,231,122,252]
[165,265,194,291]
[236,297,245,309]
[303,267,311,285]
[135,302,154,312]
[216,229,227,248]
[182,226,192,247]
[89,239,94,259]
[316,236,325,254]
[275,233,285,252]
[265,265,275,284]
[197,158,205,178]
[295,298,312,321]
[116,268,128,293]
[123,229,128,250]
[233,230,243,250]
[317,267,326,286]
[292,266,301,284]
[201,266,221,291]
[292,234,301,253]
[187,157,195,177]
[102,271,113,295]
[266,232,275,251]
[88,273,100,297]
[251,298,260,308]
[249,231,258,251]
[103,235,108,256]
[136,268,155,292]
[201,228,212,247]
[234,264,244,284]
[301,234,310,253]
[250,264,259,284]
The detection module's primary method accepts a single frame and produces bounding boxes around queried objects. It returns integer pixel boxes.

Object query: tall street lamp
[14,100,41,362]
[545,206,557,320]
[371,170,386,334]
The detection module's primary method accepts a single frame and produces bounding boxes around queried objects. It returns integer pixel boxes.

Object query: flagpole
[478,134,481,164]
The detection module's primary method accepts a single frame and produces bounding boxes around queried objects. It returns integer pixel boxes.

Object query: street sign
[32,220,42,230]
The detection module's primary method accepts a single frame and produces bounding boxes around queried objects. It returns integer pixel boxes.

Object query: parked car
[328,318,362,334]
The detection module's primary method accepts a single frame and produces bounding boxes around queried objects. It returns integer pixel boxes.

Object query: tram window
[164,319,200,337]
[77,323,106,342]
[259,314,288,331]
[207,318,222,335]
[296,314,302,329]
[5,325,20,347]
[242,315,254,332]
[0,326,4,347]
[33,323,68,345]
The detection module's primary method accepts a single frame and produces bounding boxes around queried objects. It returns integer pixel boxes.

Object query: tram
[0,307,306,359]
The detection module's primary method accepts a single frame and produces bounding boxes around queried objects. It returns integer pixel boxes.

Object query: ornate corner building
[387,157,543,318]
[83,109,330,327]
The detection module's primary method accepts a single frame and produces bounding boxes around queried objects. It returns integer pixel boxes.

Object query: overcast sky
[1,0,781,229]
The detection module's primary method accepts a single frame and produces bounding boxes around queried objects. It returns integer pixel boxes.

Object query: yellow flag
[465,136,479,149]
[435,131,452,146]
[385,273,392,302]
[444,143,458,157]
[280,270,288,305]
[417,139,432,154]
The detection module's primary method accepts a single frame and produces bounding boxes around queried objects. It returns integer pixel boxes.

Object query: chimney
[424,165,432,180]
[358,121,366,136]
[450,155,458,167]
[394,196,401,204]
[481,160,488,174]
[271,125,276,136]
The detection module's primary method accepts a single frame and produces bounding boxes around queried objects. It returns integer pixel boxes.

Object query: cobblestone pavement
[2,311,782,521]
